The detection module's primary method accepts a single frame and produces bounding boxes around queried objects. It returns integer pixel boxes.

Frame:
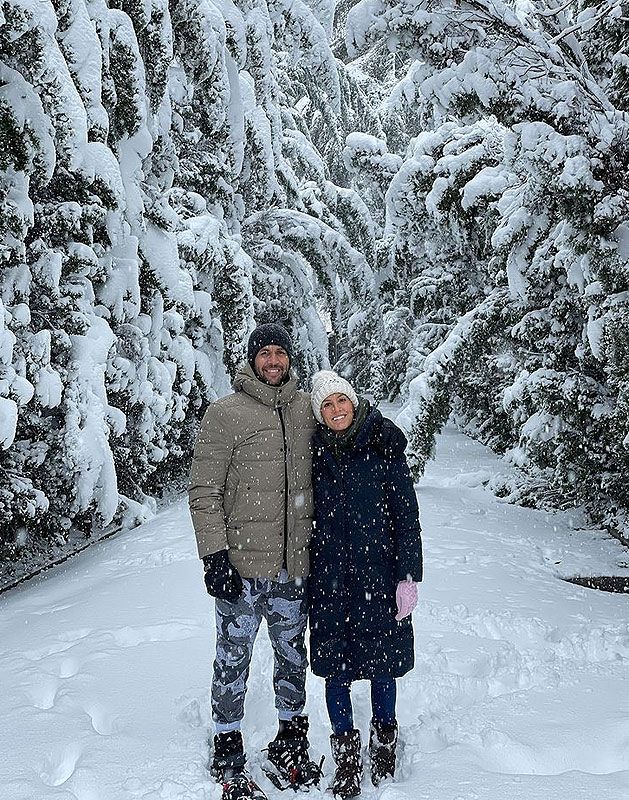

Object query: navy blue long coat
[308,407,423,679]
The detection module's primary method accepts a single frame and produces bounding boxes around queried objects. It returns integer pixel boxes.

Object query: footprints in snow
[13,618,203,793]
[408,601,629,780]
[83,701,119,736]
[109,620,202,648]
[40,742,83,788]
[23,675,60,711]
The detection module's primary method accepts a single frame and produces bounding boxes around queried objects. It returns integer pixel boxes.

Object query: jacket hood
[233,363,298,408]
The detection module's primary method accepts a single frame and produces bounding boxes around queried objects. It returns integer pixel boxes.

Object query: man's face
[254,345,290,385]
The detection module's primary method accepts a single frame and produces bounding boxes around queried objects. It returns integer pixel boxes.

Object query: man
[189,323,320,800]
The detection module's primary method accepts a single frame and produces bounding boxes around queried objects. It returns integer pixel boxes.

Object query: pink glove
[395,580,418,621]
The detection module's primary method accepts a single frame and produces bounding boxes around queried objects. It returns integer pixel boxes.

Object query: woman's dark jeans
[325,675,396,735]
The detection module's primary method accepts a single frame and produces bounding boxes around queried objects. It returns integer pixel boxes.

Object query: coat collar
[233,363,298,408]
[314,405,384,455]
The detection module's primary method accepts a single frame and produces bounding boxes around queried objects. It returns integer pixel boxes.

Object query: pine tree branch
[441,0,615,117]
[398,286,514,478]
[537,0,574,19]
[550,3,623,45]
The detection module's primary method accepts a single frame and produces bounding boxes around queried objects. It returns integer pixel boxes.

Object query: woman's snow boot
[368,720,398,785]
[329,729,362,798]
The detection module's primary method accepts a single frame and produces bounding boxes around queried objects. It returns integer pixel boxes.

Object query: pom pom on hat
[310,370,359,423]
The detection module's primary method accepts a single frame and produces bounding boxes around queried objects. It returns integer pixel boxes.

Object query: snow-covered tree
[0,0,382,577]
[337,0,629,537]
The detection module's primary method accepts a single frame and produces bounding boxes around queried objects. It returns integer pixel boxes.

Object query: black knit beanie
[247,323,293,370]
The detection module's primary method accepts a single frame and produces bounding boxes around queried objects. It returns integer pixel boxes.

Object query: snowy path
[3,427,629,800]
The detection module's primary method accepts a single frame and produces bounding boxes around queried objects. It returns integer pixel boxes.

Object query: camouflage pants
[212,576,308,728]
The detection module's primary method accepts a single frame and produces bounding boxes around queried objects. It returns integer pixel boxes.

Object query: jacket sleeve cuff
[395,548,423,582]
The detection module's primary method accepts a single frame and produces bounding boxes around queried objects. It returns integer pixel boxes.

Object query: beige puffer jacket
[189,364,316,579]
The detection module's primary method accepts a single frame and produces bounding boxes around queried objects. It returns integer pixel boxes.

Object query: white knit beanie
[310,370,359,423]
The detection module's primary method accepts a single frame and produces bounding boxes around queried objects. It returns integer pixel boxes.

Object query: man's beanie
[310,370,359,424]
[247,323,293,369]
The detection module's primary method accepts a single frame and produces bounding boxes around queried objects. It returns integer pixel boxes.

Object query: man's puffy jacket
[189,364,315,579]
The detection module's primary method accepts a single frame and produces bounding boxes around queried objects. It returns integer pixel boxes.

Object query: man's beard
[256,366,290,385]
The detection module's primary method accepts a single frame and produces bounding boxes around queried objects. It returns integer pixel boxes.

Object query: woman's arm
[381,421,423,583]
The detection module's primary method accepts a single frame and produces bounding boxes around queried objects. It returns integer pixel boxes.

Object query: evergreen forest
[1,0,628,580]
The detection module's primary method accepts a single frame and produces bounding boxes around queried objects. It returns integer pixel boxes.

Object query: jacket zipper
[338,458,350,627]
[277,406,289,571]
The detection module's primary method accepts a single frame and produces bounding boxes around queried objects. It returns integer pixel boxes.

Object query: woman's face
[321,392,355,432]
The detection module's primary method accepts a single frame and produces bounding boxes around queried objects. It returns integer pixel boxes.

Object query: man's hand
[203,550,244,601]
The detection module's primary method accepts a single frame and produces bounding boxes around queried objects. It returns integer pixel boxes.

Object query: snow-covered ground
[3,426,629,800]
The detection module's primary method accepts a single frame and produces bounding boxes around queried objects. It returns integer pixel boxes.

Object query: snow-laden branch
[537,0,574,18]
[396,287,513,478]
[550,5,624,45]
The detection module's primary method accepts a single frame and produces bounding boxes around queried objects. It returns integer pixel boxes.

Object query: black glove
[202,550,244,601]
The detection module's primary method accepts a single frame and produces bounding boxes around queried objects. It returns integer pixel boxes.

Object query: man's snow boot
[368,720,398,785]
[329,729,362,798]
[210,731,267,800]
[219,774,267,800]
[210,730,247,780]
[264,715,324,790]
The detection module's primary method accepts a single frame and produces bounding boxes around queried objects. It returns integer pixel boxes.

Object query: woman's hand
[395,580,418,621]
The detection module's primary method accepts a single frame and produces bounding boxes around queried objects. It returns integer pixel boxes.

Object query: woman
[308,370,423,799]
